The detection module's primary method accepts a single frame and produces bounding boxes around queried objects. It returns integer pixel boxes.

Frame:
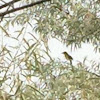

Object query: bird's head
[62,51,67,55]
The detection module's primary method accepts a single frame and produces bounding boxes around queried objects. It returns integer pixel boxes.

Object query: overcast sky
[0,0,100,69]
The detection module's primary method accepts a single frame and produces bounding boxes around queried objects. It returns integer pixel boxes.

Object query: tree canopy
[0,0,100,100]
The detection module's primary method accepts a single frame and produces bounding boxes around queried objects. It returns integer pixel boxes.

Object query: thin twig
[0,0,51,17]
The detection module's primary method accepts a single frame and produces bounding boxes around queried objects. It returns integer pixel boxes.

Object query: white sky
[0,0,99,69]
[48,38,100,64]
[0,20,99,67]
[0,0,100,94]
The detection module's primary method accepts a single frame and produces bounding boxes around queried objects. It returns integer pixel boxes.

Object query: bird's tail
[70,60,72,65]
[70,60,74,72]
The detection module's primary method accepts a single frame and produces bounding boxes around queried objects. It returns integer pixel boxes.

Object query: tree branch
[0,0,51,17]
[0,0,21,9]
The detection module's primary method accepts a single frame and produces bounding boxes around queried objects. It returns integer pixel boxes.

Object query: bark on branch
[0,0,51,17]
[0,0,21,9]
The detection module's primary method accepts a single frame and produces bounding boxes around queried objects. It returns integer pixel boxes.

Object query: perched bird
[62,51,73,64]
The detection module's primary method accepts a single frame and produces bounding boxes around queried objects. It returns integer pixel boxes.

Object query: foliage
[34,0,100,50]
[0,0,100,100]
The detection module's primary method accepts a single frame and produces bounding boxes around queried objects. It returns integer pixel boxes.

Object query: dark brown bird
[62,51,73,64]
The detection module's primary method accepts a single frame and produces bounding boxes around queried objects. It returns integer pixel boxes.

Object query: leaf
[23,38,30,47]
[17,27,25,38]
[0,25,10,36]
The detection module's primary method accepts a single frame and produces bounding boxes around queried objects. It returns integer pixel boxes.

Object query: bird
[62,51,73,64]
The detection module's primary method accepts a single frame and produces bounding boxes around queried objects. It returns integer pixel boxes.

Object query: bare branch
[0,0,51,17]
[0,0,21,9]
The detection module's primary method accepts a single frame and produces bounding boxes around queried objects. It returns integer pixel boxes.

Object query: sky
[48,38,100,64]
[48,38,100,75]
[0,0,100,72]
[0,0,100,94]
[0,18,99,67]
